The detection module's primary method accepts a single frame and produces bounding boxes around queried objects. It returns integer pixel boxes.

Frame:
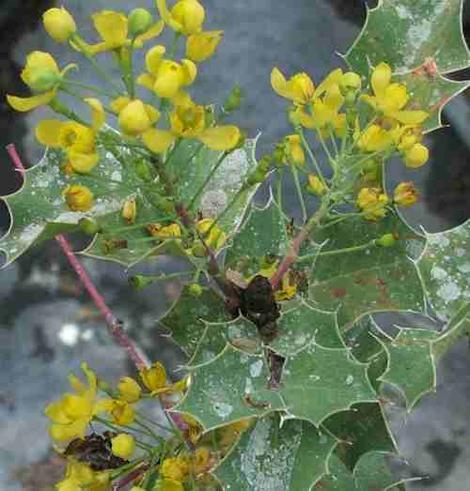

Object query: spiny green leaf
[379,328,438,408]
[159,286,228,365]
[309,215,425,329]
[279,341,376,425]
[269,300,344,357]
[418,220,470,322]
[323,402,396,470]
[172,138,260,232]
[432,312,470,359]
[225,193,289,275]
[215,414,336,491]
[346,0,470,75]
[173,345,284,430]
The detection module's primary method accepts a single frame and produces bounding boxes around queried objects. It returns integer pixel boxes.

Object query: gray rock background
[1,0,470,489]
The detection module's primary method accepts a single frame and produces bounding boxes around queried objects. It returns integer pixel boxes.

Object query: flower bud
[394,181,419,207]
[129,275,154,291]
[63,185,94,212]
[223,85,243,113]
[404,143,429,168]
[111,434,135,460]
[79,217,101,235]
[118,377,142,403]
[376,233,397,248]
[122,197,137,224]
[188,283,203,297]
[191,243,207,257]
[135,160,153,181]
[28,69,61,92]
[247,169,267,186]
[140,362,167,392]
[128,8,154,37]
[307,174,327,196]
[186,30,223,63]
[171,0,205,35]
[43,7,77,43]
[340,71,361,92]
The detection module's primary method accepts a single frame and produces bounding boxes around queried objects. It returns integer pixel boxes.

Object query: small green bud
[31,69,61,92]
[191,243,207,257]
[223,85,243,113]
[340,72,362,92]
[345,91,357,106]
[79,217,101,235]
[258,155,272,172]
[128,8,153,37]
[188,283,203,297]
[135,160,153,181]
[247,169,267,186]
[129,275,154,291]
[204,105,216,126]
[376,233,397,247]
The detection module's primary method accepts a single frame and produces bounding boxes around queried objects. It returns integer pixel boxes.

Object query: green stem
[49,98,87,125]
[298,239,376,262]
[297,127,327,187]
[103,215,177,234]
[317,129,335,167]
[62,79,110,96]
[163,139,182,166]
[188,151,230,210]
[291,165,307,223]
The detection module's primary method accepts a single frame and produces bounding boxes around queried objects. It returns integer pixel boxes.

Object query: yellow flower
[403,143,429,168]
[274,274,297,302]
[111,433,136,459]
[89,10,164,54]
[191,447,212,475]
[394,181,419,207]
[45,363,108,441]
[147,223,182,238]
[307,174,327,196]
[196,218,227,250]
[7,51,75,112]
[357,124,393,153]
[271,67,315,105]
[117,376,142,403]
[115,98,160,137]
[109,399,135,425]
[63,185,94,212]
[143,97,240,152]
[154,480,184,491]
[362,62,428,125]
[157,0,205,35]
[186,31,223,62]
[140,361,168,392]
[356,187,389,221]
[43,7,77,43]
[138,47,197,99]
[55,460,109,491]
[161,456,190,481]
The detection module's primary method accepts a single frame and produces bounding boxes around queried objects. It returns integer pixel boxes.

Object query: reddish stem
[6,144,149,370]
[112,463,150,490]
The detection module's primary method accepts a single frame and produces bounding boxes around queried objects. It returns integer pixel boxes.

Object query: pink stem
[6,144,149,370]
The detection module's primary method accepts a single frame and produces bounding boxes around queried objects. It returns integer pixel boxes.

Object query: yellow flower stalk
[63,185,94,212]
[7,51,75,112]
[117,376,142,403]
[356,187,389,221]
[156,0,205,35]
[89,10,164,54]
[45,363,109,441]
[186,31,223,62]
[55,460,109,491]
[271,67,315,105]
[394,181,419,207]
[111,433,136,459]
[43,7,77,43]
[362,62,428,125]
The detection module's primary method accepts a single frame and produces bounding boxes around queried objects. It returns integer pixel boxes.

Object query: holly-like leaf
[173,345,284,430]
[379,328,438,408]
[418,220,470,322]
[315,452,408,490]
[279,341,376,425]
[216,414,336,491]
[269,300,344,357]
[172,137,260,232]
[309,215,425,329]
[323,402,396,470]
[159,286,228,365]
[225,193,289,275]
[345,0,470,132]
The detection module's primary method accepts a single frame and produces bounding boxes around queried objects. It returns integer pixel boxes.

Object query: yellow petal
[111,95,131,113]
[156,0,182,31]
[84,98,106,131]
[143,128,176,153]
[186,30,223,63]
[92,10,128,49]
[35,119,64,146]
[111,433,136,459]
[50,419,88,441]
[271,67,289,99]
[134,20,164,47]
[87,42,109,56]
[69,151,100,174]
[144,104,161,124]
[392,110,429,125]
[371,62,392,98]
[314,68,343,98]
[181,59,197,85]
[21,51,59,86]
[6,91,55,112]
[199,125,241,151]
[137,73,156,91]
[145,45,166,73]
